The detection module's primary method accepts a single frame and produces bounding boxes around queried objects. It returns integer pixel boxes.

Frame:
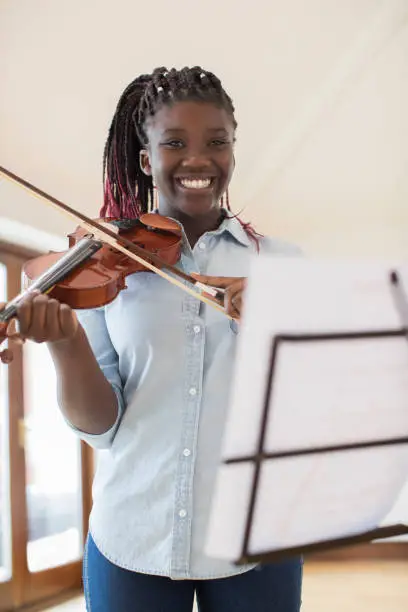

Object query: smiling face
[140,101,235,224]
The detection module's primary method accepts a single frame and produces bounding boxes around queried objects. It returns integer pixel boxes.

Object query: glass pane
[24,340,83,572]
[0,263,12,582]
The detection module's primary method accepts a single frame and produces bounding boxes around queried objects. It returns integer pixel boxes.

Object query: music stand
[205,266,408,565]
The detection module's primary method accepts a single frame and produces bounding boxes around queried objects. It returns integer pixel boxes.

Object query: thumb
[5,319,25,345]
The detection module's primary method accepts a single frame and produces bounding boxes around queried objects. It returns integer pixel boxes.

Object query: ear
[140,149,152,176]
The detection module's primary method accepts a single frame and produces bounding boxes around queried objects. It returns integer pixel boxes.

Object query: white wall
[1,0,407,534]
[1,0,407,257]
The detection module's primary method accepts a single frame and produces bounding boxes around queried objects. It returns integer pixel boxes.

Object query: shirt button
[198,242,206,250]
[193,325,201,334]
[179,509,187,518]
[183,448,191,457]
[189,387,197,396]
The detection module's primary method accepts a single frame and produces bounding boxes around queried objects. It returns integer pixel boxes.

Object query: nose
[180,148,212,170]
[180,156,212,169]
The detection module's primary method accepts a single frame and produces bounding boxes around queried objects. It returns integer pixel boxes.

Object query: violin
[22,213,184,309]
[0,166,229,359]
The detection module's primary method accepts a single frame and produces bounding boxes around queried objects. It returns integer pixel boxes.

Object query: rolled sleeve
[63,306,125,450]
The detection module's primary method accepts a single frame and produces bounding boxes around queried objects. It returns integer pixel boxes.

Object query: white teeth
[179,178,212,189]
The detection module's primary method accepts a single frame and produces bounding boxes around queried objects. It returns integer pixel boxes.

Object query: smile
[176,178,215,190]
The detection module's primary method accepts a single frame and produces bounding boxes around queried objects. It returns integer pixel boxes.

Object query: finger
[0,349,13,364]
[7,334,25,346]
[228,293,242,319]
[223,289,236,317]
[27,294,48,340]
[59,304,78,339]
[15,290,41,335]
[44,298,62,340]
[229,284,243,307]
[6,319,26,345]
[229,296,242,319]
[225,283,245,318]
[6,318,19,337]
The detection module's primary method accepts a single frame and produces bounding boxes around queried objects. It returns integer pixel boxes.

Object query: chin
[178,197,220,218]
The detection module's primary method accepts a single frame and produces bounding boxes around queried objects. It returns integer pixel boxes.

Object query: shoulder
[257,234,303,256]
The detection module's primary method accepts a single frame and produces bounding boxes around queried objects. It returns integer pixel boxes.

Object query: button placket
[171,315,205,577]
[172,246,206,575]
[193,238,210,270]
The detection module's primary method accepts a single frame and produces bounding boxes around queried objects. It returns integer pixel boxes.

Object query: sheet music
[205,258,408,560]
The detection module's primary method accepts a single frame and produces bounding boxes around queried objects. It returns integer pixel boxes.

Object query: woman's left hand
[192,274,247,318]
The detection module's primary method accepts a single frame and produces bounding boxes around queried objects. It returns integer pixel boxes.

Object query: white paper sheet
[205,257,408,561]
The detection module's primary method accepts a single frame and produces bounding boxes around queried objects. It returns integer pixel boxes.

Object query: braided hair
[101,66,259,243]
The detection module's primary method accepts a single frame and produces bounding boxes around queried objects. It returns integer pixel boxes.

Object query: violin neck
[0,237,102,324]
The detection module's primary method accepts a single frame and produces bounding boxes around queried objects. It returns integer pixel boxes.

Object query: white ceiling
[0,0,407,256]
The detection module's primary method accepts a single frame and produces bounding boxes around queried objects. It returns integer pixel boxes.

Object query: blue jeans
[83,533,303,611]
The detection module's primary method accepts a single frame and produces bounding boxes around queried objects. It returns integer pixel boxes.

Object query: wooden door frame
[0,242,94,610]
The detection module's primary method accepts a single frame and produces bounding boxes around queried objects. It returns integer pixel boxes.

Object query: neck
[159,205,226,248]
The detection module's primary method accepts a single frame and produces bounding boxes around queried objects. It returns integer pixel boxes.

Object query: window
[0,242,93,611]
[0,262,11,584]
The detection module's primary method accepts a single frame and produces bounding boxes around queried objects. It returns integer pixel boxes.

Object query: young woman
[2,66,303,611]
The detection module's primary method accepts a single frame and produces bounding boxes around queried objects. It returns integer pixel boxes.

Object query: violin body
[22,213,183,309]
[0,165,229,362]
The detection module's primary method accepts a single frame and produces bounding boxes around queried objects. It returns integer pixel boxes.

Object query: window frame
[0,240,93,610]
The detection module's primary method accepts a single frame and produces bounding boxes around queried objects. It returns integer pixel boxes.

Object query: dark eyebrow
[162,127,229,135]
[162,129,186,135]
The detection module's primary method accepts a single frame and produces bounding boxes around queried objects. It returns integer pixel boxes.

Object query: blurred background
[0,1,407,610]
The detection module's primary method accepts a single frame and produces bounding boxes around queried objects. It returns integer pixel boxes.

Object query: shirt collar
[214,211,252,248]
[152,208,252,248]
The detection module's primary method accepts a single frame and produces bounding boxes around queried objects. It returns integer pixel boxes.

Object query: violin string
[79,220,230,317]
[0,166,231,318]
[0,238,103,323]
[0,165,186,280]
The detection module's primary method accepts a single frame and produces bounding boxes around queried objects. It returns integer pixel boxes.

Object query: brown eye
[210,139,229,147]
[161,140,184,149]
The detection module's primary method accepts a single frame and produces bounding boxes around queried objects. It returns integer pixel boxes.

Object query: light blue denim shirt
[67,213,300,580]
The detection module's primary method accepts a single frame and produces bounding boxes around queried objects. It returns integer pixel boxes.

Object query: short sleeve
[63,306,125,450]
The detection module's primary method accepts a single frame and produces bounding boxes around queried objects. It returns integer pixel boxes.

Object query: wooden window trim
[0,240,41,261]
[0,243,93,609]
